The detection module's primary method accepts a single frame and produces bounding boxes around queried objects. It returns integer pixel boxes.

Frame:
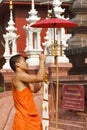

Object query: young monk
[9,53,46,130]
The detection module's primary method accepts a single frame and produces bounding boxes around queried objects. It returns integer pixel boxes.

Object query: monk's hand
[39,54,46,62]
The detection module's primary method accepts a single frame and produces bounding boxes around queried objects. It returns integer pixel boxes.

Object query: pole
[55,55,59,130]
[53,27,59,130]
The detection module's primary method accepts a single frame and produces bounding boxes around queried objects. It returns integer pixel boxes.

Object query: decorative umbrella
[31,17,78,56]
[31,17,78,130]
[31,17,78,28]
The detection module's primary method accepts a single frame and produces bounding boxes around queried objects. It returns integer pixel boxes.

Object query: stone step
[50,120,85,130]
[49,108,86,130]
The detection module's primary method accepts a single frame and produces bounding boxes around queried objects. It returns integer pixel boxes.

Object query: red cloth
[12,84,42,130]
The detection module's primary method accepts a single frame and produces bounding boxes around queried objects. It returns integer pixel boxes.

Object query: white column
[4,39,9,56]
[29,31,33,49]
[32,0,34,10]
[12,39,17,55]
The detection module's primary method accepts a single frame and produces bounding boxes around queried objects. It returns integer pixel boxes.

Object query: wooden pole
[55,55,59,130]
[54,27,59,130]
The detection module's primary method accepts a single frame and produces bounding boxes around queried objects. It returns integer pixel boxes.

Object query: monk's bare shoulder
[11,73,28,91]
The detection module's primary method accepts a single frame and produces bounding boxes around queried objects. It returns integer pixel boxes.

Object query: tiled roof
[4,0,73,1]
[4,0,49,2]
[4,0,72,5]
[4,0,54,6]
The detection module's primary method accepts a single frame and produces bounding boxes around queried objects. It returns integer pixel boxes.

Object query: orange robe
[12,84,42,130]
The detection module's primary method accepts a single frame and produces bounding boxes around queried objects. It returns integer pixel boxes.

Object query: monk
[9,54,45,130]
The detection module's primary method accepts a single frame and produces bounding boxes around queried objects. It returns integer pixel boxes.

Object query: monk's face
[17,56,29,71]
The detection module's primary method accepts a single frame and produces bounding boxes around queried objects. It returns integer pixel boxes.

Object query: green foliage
[0,86,4,92]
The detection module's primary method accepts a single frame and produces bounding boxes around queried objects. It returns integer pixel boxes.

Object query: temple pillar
[65,0,87,75]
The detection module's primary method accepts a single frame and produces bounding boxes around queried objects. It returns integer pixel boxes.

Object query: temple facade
[0,0,87,130]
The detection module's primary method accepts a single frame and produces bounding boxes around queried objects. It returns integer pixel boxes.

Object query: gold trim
[43,99,49,102]
[42,118,49,120]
